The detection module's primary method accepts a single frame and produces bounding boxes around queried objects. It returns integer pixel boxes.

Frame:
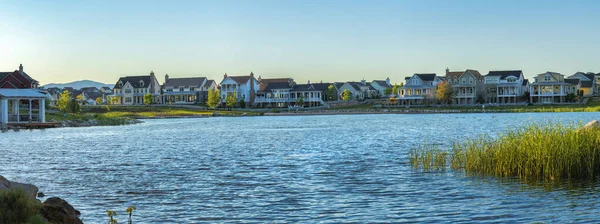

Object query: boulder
[0,175,39,200]
[582,120,600,130]
[41,197,83,224]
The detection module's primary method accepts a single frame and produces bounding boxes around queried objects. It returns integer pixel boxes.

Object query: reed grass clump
[410,121,600,182]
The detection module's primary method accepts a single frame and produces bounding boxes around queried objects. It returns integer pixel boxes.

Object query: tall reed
[410,121,600,182]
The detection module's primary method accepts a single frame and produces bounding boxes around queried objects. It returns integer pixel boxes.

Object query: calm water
[1,113,600,223]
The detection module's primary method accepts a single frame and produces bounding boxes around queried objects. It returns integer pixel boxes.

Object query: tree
[342,89,352,101]
[58,90,71,112]
[110,96,119,105]
[239,99,246,108]
[226,91,237,110]
[45,97,51,110]
[67,99,81,113]
[436,81,453,104]
[384,88,393,95]
[566,93,577,102]
[297,95,304,106]
[521,91,530,102]
[95,97,103,105]
[143,94,153,105]
[325,85,337,101]
[207,88,221,109]
[391,83,403,96]
[76,94,84,101]
[475,91,485,104]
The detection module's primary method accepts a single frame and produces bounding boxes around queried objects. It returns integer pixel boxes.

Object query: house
[0,64,39,89]
[100,87,112,93]
[44,87,62,106]
[398,73,442,105]
[219,72,260,107]
[80,87,100,93]
[338,80,378,100]
[254,78,327,108]
[522,79,530,96]
[255,77,295,108]
[83,92,106,105]
[370,78,392,96]
[112,71,162,105]
[0,65,46,125]
[567,72,596,96]
[483,70,525,104]
[446,69,484,105]
[310,82,335,102]
[161,74,212,104]
[530,72,580,104]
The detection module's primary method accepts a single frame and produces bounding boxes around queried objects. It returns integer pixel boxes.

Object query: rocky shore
[57,118,143,127]
[0,175,83,224]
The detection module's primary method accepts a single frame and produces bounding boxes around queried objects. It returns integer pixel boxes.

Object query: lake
[1,112,600,223]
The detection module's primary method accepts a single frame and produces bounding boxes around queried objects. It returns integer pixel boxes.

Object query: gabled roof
[163,77,207,88]
[446,71,463,80]
[115,76,152,88]
[261,82,293,92]
[292,84,315,91]
[522,79,529,86]
[333,82,345,90]
[485,70,523,79]
[203,80,215,88]
[465,69,483,79]
[0,72,12,81]
[80,87,99,92]
[414,73,436,82]
[564,78,580,85]
[85,92,104,100]
[581,80,593,88]
[311,83,333,91]
[372,80,391,88]
[0,89,46,98]
[227,76,252,84]
[100,87,112,91]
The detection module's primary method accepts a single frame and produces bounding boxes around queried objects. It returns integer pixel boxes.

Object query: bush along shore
[409,120,600,183]
[0,175,83,224]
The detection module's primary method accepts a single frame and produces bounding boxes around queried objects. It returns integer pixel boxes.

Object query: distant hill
[42,80,113,90]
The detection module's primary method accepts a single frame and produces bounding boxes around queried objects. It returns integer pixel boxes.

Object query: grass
[410,121,600,182]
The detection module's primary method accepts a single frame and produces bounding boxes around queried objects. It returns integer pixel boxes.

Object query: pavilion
[0,89,47,125]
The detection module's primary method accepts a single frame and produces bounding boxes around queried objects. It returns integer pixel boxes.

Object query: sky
[1,0,599,85]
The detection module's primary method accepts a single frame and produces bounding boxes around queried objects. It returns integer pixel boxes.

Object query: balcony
[398,95,425,99]
[255,97,322,103]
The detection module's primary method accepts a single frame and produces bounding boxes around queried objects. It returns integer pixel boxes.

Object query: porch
[0,89,47,126]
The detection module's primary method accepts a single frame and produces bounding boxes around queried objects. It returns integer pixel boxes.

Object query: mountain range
[42,80,113,90]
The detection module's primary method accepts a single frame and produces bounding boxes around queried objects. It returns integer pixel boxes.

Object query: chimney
[258,75,262,82]
[361,79,366,85]
[19,64,23,73]
[224,73,228,78]
[307,80,311,84]
[149,71,156,93]
[386,77,391,85]
[165,74,169,84]
[445,67,449,76]
[249,72,255,108]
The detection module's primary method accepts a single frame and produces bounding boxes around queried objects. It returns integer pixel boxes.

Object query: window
[544,75,551,82]
[462,78,466,84]
[125,97,132,102]
[118,81,123,87]
[125,89,132,93]
[469,78,473,84]
[179,87,184,92]
[139,80,145,87]
[166,88,173,92]
[190,87,195,91]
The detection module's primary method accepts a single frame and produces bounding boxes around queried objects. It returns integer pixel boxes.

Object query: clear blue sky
[1,0,599,85]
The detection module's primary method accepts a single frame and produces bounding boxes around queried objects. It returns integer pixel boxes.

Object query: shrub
[0,188,42,223]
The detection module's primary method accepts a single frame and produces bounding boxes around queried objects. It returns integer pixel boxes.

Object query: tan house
[530,72,580,104]
[445,69,484,105]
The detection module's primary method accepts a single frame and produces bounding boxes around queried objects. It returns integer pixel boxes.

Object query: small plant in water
[126,206,136,224]
[107,210,118,224]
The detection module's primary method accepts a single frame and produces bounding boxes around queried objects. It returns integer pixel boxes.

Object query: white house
[219,72,260,107]
[398,73,441,105]
[161,74,216,104]
[483,70,525,104]
[338,80,378,100]
[112,71,162,105]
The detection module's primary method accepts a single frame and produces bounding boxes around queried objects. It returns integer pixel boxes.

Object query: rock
[582,120,600,130]
[41,197,83,224]
[38,192,45,198]
[0,175,39,200]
